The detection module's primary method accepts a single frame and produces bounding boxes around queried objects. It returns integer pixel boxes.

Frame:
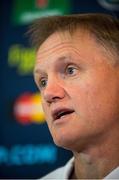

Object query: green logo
[11,0,71,25]
[8,44,35,75]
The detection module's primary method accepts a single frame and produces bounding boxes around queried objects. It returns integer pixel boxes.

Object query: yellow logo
[13,92,45,125]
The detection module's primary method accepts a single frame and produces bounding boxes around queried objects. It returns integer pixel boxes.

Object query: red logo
[36,0,48,8]
[13,92,45,125]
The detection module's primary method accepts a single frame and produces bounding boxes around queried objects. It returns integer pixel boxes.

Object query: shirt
[40,157,119,179]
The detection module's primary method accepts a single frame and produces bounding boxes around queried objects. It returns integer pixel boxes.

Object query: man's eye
[66,65,78,75]
[39,78,47,89]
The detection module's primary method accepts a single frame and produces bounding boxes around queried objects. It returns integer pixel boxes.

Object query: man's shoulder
[39,157,74,179]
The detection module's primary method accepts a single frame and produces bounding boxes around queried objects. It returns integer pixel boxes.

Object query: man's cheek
[41,103,48,118]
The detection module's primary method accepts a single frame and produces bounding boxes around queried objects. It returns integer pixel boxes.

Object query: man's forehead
[38,29,92,48]
[36,30,91,58]
[37,31,73,53]
[36,43,75,62]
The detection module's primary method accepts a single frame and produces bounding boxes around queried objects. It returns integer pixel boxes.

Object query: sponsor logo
[8,44,35,75]
[12,0,70,25]
[13,92,45,125]
[98,0,119,10]
[36,0,49,8]
[0,144,57,165]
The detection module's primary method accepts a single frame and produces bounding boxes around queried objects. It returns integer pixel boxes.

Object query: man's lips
[52,108,74,121]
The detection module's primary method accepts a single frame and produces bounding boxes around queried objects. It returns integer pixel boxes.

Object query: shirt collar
[104,166,119,179]
[63,157,74,179]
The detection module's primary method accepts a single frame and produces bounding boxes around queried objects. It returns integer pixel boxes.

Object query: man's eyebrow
[34,55,71,74]
[34,68,44,75]
[56,55,71,62]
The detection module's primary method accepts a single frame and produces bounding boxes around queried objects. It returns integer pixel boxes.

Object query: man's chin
[53,134,92,152]
[53,136,79,151]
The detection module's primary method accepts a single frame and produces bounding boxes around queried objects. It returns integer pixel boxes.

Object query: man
[29,13,119,179]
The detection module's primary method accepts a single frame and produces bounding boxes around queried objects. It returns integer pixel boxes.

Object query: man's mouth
[52,108,74,121]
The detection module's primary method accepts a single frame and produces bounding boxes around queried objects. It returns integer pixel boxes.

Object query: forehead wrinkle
[36,43,82,63]
[37,42,72,58]
[36,30,93,60]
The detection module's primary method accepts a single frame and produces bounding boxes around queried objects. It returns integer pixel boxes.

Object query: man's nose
[43,79,65,104]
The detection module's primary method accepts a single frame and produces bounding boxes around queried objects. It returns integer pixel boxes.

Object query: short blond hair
[28,13,119,61]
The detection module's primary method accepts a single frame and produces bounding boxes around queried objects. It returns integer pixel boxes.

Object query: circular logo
[13,92,45,125]
[98,0,119,11]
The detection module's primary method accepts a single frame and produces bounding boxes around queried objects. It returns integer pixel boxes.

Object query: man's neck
[73,152,111,179]
[72,131,119,179]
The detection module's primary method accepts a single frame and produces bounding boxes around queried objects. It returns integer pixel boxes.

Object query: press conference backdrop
[1,0,119,178]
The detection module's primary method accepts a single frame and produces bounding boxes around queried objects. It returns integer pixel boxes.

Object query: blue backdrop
[1,0,119,178]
